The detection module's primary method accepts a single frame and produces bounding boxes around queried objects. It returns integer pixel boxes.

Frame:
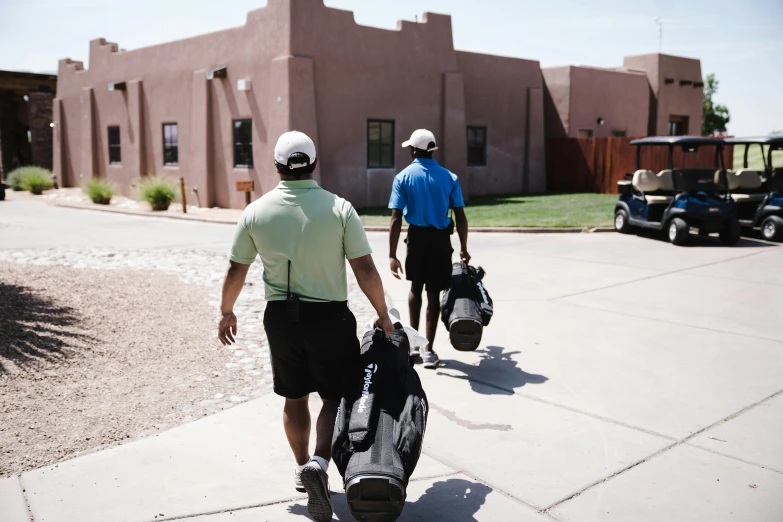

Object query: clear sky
[1,0,780,136]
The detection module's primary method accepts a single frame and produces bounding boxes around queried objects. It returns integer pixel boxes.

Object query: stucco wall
[55,0,290,207]
[568,67,648,138]
[623,53,702,136]
[457,51,545,196]
[542,67,571,138]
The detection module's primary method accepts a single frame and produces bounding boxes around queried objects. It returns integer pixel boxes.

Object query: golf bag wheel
[719,219,742,246]
[668,217,689,246]
[761,215,783,242]
[614,209,630,233]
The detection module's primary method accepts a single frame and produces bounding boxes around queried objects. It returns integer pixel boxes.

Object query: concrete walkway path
[1,199,782,521]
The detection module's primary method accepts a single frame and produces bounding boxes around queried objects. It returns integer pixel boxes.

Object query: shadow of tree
[438,345,548,396]
[288,477,493,521]
[0,282,95,374]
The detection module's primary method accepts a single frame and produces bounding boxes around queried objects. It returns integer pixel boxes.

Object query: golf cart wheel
[719,219,742,246]
[761,215,783,241]
[614,209,631,233]
[668,217,689,246]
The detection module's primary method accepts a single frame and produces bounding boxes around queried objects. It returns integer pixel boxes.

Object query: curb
[51,201,615,234]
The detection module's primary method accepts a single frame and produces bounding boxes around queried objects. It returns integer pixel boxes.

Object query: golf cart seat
[632,169,674,204]
[721,169,766,202]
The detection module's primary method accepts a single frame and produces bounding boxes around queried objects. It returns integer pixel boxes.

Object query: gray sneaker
[294,467,305,493]
[300,460,333,522]
[421,350,440,369]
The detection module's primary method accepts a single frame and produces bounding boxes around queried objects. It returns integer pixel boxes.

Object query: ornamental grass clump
[137,176,177,211]
[8,167,55,194]
[83,178,117,205]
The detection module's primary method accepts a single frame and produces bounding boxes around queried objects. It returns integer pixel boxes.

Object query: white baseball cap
[401,129,438,151]
[274,131,316,169]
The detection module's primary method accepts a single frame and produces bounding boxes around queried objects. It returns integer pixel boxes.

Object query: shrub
[136,176,177,211]
[83,178,116,205]
[6,167,55,195]
[5,169,26,191]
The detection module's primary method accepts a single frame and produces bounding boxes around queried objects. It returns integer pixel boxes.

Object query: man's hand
[390,257,404,279]
[375,315,395,337]
[460,250,471,264]
[218,312,238,346]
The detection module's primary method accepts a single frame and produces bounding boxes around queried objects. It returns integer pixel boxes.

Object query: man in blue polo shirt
[388,129,470,368]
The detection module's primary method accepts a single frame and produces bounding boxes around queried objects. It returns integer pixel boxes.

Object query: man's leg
[424,290,440,350]
[313,398,339,461]
[283,395,311,465]
[408,280,424,331]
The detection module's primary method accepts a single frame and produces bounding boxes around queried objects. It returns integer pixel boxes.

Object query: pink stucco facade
[54,0,547,208]
[543,53,703,140]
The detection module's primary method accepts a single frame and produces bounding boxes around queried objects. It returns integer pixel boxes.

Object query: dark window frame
[233,119,254,168]
[367,119,395,169]
[108,126,121,165]
[466,126,487,166]
[611,130,627,137]
[162,123,179,166]
[577,128,594,139]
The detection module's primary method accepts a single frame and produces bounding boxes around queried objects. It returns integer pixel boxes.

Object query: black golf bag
[332,327,429,522]
[440,262,494,351]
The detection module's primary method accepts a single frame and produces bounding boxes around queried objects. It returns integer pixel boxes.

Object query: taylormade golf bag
[332,327,428,522]
[440,262,494,351]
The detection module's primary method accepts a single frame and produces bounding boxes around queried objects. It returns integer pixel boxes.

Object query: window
[162,123,178,166]
[668,116,689,136]
[611,130,627,137]
[577,129,594,138]
[108,126,121,164]
[367,120,394,168]
[466,126,487,166]
[233,119,253,168]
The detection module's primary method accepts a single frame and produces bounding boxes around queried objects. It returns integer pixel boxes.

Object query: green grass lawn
[733,144,783,171]
[358,193,617,228]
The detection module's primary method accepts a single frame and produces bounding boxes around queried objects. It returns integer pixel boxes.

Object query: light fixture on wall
[597,117,605,126]
[237,79,252,91]
[206,66,227,80]
[108,81,126,92]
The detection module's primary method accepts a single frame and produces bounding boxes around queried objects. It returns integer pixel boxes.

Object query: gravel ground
[0,249,375,478]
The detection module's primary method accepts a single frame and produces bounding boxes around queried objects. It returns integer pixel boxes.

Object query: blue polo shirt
[388,158,465,229]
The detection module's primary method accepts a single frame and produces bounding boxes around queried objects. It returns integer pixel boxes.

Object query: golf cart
[722,136,783,241]
[615,137,740,246]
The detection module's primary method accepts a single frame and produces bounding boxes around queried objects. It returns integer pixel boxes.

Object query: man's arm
[454,207,470,263]
[349,254,394,335]
[389,208,404,279]
[218,261,251,345]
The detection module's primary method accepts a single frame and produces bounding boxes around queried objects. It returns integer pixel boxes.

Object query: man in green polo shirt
[217,131,393,522]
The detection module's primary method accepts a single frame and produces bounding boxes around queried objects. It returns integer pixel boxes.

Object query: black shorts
[405,225,454,292]
[263,300,360,401]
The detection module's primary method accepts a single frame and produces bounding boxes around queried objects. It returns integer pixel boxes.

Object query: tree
[702,73,730,136]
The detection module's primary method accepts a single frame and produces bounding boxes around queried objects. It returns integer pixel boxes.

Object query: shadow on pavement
[634,228,778,248]
[438,345,548,395]
[288,477,492,521]
[0,282,94,374]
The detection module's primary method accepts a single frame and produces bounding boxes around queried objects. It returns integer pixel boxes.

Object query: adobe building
[0,70,57,179]
[543,54,703,140]
[53,0,546,208]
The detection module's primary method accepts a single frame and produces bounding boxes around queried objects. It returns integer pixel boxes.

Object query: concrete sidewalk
[2,200,782,521]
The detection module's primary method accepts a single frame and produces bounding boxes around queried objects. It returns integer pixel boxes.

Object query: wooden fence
[546,137,735,194]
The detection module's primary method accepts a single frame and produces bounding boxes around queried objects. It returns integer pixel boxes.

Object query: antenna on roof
[653,16,663,53]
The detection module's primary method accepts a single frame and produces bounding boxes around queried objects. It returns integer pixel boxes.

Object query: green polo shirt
[229,179,372,302]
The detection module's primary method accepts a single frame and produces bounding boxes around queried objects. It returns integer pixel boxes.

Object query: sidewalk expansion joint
[451,374,677,442]
[541,387,783,513]
[154,470,462,521]
[549,249,766,302]
[556,299,783,345]
[421,450,564,521]
[19,475,35,522]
